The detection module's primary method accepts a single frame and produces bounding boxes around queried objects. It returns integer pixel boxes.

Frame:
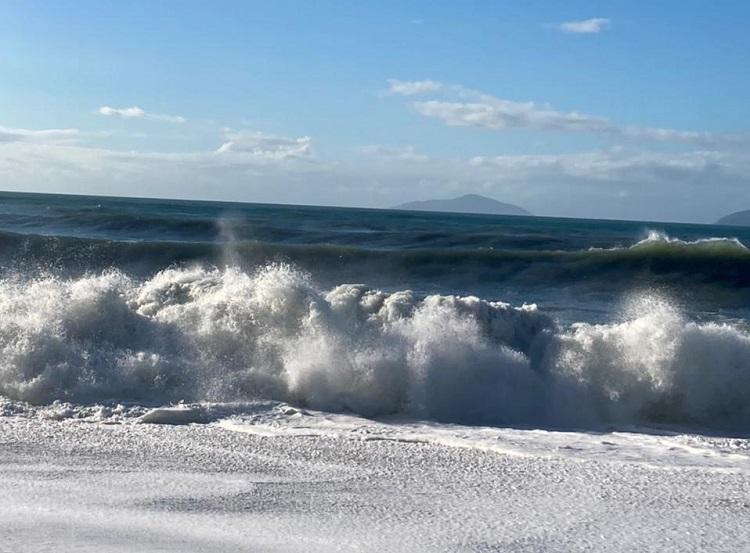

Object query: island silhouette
[393,194,531,217]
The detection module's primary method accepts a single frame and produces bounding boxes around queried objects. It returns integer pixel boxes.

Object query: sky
[0,0,748,223]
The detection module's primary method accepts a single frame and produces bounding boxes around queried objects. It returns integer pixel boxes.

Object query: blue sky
[1,1,748,222]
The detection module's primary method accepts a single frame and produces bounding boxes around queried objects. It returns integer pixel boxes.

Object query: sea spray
[1,263,749,430]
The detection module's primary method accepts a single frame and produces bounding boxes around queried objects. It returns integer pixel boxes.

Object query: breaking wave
[1,263,749,431]
[601,230,750,254]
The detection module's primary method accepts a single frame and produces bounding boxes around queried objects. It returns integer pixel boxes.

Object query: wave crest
[630,230,749,253]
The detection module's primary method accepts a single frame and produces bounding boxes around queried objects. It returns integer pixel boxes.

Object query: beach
[2,403,748,553]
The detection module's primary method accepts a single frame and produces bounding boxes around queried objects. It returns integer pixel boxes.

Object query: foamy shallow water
[1,402,748,552]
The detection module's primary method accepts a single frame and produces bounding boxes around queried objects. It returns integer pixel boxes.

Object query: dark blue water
[2,190,750,323]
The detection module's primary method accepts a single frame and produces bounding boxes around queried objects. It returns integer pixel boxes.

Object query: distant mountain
[393,194,531,217]
[716,210,750,226]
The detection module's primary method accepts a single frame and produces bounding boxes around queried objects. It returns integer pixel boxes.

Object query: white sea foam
[634,230,749,250]
[1,264,749,430]
[587,230,750,253]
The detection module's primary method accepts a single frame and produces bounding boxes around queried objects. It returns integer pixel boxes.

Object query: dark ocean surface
[2,190,749,323]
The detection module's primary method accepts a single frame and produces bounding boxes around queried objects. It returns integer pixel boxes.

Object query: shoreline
[1,414,748,552]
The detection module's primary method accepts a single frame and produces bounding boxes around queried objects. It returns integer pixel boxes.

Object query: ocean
[2,190,750,552]
[1,190,750,430]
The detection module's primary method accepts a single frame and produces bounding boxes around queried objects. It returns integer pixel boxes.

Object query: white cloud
[388,80,746,147]
[385,79,443,96]
[468,150,737,182]
[216,131,313,160]
[414,99,612,133]
[620,126,746,147]
[359,145,429,162]
[99,106,145,119]
[150,113,187,124]
[0,125,82,144]
[558,18,610,34]
[98,106,186,124]
[391,81,616,134]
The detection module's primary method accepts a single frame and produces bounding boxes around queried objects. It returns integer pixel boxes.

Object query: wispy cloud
[384,79,443,96]
[359,145,429,162]
[387,80,746,147]
[98,105,186,124]
[216,131,313,161]
[468,150,736,181]
[99,106,145,119]
[557,18,610,34]
[414,99,612,133]
[0,125,82,144]
[619,126,746,147]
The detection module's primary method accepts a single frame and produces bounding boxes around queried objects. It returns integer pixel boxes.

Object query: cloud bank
[0,123,747,223]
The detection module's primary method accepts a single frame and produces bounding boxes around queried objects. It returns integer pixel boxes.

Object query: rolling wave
[599,230,749,255]
[3,229,750,290]
[1,263,749,431]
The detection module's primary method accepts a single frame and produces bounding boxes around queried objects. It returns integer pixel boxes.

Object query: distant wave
[1,263,749,431]
[593,230,749,254]
[3,230,750,290]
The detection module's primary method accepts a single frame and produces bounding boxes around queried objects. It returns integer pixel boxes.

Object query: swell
[3,230,750,289]
[0,210,218,241]
[0,263,749,432]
